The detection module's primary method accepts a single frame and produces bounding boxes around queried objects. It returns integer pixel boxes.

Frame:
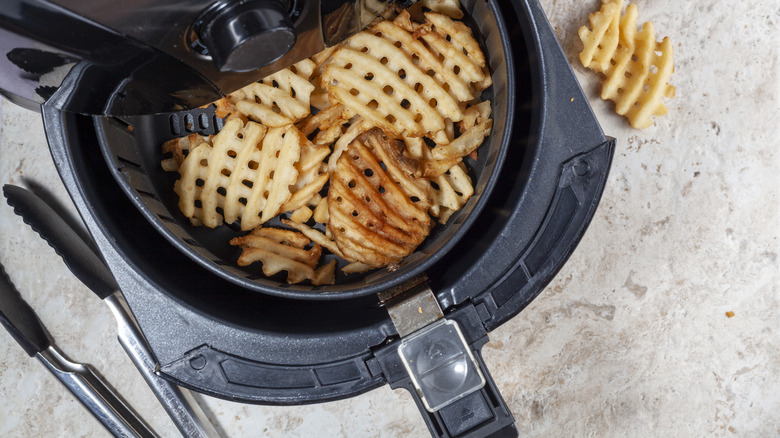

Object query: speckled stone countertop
[1,1,778,436]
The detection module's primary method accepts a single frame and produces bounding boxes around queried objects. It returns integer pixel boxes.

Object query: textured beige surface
[1,1,779,436]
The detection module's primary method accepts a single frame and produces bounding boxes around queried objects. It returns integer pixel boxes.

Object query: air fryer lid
[94,0,515,300]
[43,0,614,435]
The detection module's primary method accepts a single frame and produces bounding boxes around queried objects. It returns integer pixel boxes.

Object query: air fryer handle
[374,305,519,437]
[399,349,517,438]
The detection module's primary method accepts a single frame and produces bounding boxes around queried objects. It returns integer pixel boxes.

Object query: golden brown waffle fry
[321,12,490,139]
[579,0,675,129]
[229,59,317,127]
[230,227,334,285]
[328,128,432,267]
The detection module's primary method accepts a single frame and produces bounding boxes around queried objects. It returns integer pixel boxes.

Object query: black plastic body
[0,0,374,115]
[0,263,52,357]
[93,0,514,301]
[3,185,119,300]
[38,0,614,435]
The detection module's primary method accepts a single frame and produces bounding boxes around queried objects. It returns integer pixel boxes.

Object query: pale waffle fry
[430,118,493,160]
[161,133,211,172]
[328,128,433,267]
[408,0,464,20]
[321,11,491,139]
[229,59,317,127]
[579,0,675,129]
[418,12,491,92]
[429,162,473,223]
[279,137,330,213]
[174,118,318,230]
[298,103,351,146]
[230,227,335,285]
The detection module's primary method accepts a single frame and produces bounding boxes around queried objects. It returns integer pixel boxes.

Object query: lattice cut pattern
[175,118,327,230]
[229,59,317,127]
[579,0,676,128]
[322,12,490,141]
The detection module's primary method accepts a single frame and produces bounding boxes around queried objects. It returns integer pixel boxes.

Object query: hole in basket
[378,186,386,193]
[414,83,424,93]
[364,72,374,81]
[398,69,406,79]
[239,197,248,205]
[236,132,243,139]
[453,65,460,75]
[625,71,632,78]
[386,114,396,124]
[217,187,227,196]
[360,46,369,53]
[368,100,379,110]
[221,168,231,177]
[242,179,253,188]
[194,200,202,209]
[380,57,389,65]
[430,180,440,190]
[365,196,371,203]
[348,179,357,188]
[400,99,411,109]
[344,63,353,69]
[410,196,420,202]
[195,178,205,187]
[394,41,402,48]
[364,168,374,177]
[350,88,360,96]
[248,160,259,170]
[352,210,359,217]
[336,196,343,203]
[429,98,437,108]
[414,113,423,123]
[200,159,208,167]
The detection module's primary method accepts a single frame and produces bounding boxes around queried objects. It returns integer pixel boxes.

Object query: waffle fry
[321,12,490,140]
[161,133,211,172]
[579,0,675,129]
[229,59,317,127]
[163,3,497,284]
[174,118,323,230]
[230,227,335,285]
[328,128,432,267]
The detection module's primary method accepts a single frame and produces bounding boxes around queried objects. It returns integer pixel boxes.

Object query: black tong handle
[3,185,118,299]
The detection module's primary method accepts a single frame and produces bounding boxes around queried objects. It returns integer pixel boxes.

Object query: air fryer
[5,0,615,436]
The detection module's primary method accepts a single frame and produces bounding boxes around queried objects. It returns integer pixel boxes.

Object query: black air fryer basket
[42,0,615,436]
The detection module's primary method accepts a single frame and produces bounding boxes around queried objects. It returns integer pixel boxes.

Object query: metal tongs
[2,185,220,438]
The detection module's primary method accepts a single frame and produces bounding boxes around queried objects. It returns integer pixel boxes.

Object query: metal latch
[378,278,486,412]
